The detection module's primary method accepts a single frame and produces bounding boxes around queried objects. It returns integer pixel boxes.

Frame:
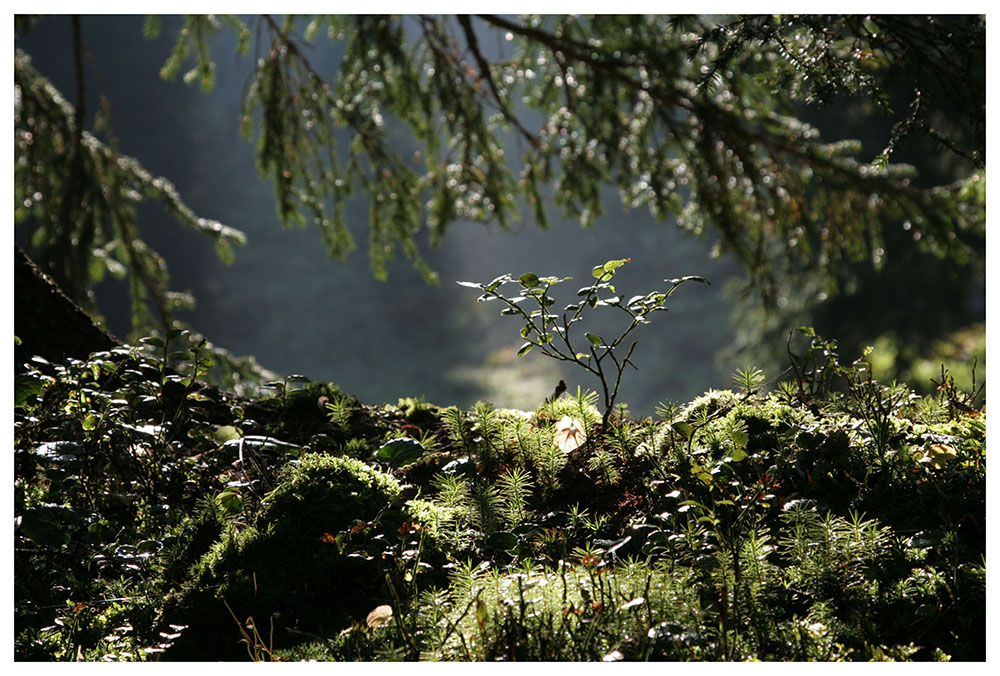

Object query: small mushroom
[366,604,393,630]
[553,416,587,453]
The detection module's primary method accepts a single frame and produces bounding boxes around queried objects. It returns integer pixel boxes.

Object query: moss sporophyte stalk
[459,259,709,428]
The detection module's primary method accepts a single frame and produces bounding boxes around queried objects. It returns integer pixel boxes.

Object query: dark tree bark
[14,243,119,371]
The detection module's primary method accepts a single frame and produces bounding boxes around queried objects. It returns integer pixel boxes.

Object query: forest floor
[13,331,986,661]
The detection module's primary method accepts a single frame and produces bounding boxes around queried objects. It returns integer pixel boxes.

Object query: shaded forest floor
[14,330,986,661]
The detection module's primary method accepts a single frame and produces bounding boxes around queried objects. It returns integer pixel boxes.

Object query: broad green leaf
[672,421,695,440]
[517,342,534,356]
[485,274,511,291]
[603,258,630,273]
[211,425,242,442]
[18,504,83,548]
[14,374,42,407]
[33,441,82,463]
[216,490,243,515]
[484,531,518,551]
[519,272,541,288]
[585,332,603,346]
[81,414,99,431]
[375,437,425,467]
[594,258,630,279]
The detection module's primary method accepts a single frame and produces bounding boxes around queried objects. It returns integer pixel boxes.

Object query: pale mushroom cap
[366,604,393,629]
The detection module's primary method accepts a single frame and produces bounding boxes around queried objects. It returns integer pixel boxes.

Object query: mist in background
[16,16,751,415]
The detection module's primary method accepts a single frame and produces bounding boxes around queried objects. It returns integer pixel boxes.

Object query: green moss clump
[159,454,412,660]
[395,396,441,429]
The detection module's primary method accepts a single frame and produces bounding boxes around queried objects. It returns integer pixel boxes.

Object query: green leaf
[517,342,534,356]
[14,374,42,407]
[593,258,630,279]
[672,421,695,440]
[33,441,82,463]
[81,414,100,431]
[585,332,603,346]
[18,505,83,548]
[485,274,511,291]
[603,258,630,273]
[665,275,710,288]
[730,427,749,451]
[375,437,425,467]
[484,531,519,551]
[519,272,541,288]
[140,336,165,348]
[211,425,242,443]
[216,490,243,516]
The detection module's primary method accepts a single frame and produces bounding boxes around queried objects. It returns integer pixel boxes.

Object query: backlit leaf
[519,272,540,288]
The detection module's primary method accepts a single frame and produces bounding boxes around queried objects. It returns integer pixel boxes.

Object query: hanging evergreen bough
[221,14,982,298]
[13,14,985,389]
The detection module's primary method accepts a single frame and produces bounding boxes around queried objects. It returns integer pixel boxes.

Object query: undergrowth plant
[14,323,985,661]
[460,259,708,427]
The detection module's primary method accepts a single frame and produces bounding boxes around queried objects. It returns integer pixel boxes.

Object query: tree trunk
[14,243,119,371]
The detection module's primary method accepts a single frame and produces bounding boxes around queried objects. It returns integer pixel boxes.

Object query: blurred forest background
[14,15,985,416]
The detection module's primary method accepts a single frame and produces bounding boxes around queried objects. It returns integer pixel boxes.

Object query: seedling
[459,259,707,428]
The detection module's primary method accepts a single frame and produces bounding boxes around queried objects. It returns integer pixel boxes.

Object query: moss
[678,388,740,422]
[394,396,441,429]
[537,393,601,428]
[159,453,414,660]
